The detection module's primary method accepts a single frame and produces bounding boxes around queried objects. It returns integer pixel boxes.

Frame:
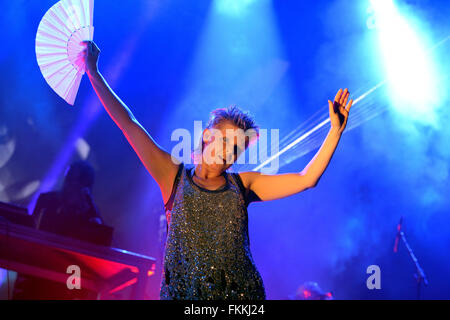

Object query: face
[202,121,250,172]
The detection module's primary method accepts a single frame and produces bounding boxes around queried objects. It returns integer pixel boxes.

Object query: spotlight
[370,0,438,123]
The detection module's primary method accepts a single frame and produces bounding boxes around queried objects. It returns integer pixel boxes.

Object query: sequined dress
[159,163,266,300]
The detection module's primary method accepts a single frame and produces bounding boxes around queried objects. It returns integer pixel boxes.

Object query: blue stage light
[370,0,439,124]
[214,0,259,17]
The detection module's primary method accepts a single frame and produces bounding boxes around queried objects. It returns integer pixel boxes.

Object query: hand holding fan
[36,0,94,105]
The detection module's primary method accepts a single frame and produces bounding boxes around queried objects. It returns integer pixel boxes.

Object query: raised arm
[239,88,353,202]
[82,41,179,203]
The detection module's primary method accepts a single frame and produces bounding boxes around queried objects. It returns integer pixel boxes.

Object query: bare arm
[83,41,179,203]
[240,88,353,201]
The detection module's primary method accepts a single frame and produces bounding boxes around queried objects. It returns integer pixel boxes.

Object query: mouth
[214,154,230,165]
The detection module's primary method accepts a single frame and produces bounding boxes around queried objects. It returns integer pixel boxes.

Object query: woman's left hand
[328,88,353,134]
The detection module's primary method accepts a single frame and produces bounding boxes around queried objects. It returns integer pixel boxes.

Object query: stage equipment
[393,216,428,299]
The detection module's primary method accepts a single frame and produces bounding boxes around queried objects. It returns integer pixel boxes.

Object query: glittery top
[159,163,266,300]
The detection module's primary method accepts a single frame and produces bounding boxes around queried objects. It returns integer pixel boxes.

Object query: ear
[203,128,212,143]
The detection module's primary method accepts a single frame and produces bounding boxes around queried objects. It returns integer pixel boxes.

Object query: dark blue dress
[159,163,265,300]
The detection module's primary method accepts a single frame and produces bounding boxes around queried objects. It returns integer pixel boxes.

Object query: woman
[82,41,353,300]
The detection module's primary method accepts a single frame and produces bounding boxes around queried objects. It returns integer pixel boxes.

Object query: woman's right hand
[81,40,101,76]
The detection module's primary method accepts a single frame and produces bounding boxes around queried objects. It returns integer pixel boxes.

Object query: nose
[221,151,234,164]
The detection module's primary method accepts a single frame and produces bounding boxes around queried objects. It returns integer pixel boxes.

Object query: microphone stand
[397,229,429,299]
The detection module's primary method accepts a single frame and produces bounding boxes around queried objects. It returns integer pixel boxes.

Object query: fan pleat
[79,0,87,27]
[40,19,70,39]
[89,26,94,39]
[54,4,77,33]
[37,56,69,69]
[66,72,83,105]
[59,68,77,98]
[47,10,74,35]
[65,0,82,30]
[71,28,82,44]
[88,0,94,26]
[55,67,77,95]
[42,59,72,79]
[36,33,67,47]
[35,0,94,105]
[37,27,67,44]
[36,40,68,50]
[36,46,67,56]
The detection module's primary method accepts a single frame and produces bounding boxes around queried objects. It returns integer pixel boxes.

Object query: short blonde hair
[192,106,259,162]
[206,105,259,136]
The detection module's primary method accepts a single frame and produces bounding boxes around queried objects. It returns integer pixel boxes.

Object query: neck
[194,163,223,179]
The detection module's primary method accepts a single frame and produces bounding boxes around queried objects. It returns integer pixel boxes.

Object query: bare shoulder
[165,155,184,177]
[236,171,261,189]
[159,156,183,204]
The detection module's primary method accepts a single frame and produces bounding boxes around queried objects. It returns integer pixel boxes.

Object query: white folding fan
[36,0,94,105]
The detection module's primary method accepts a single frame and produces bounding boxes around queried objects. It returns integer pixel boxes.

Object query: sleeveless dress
[159,163,266,300]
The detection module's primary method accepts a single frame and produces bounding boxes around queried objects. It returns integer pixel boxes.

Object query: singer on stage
[82,41,353,300]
